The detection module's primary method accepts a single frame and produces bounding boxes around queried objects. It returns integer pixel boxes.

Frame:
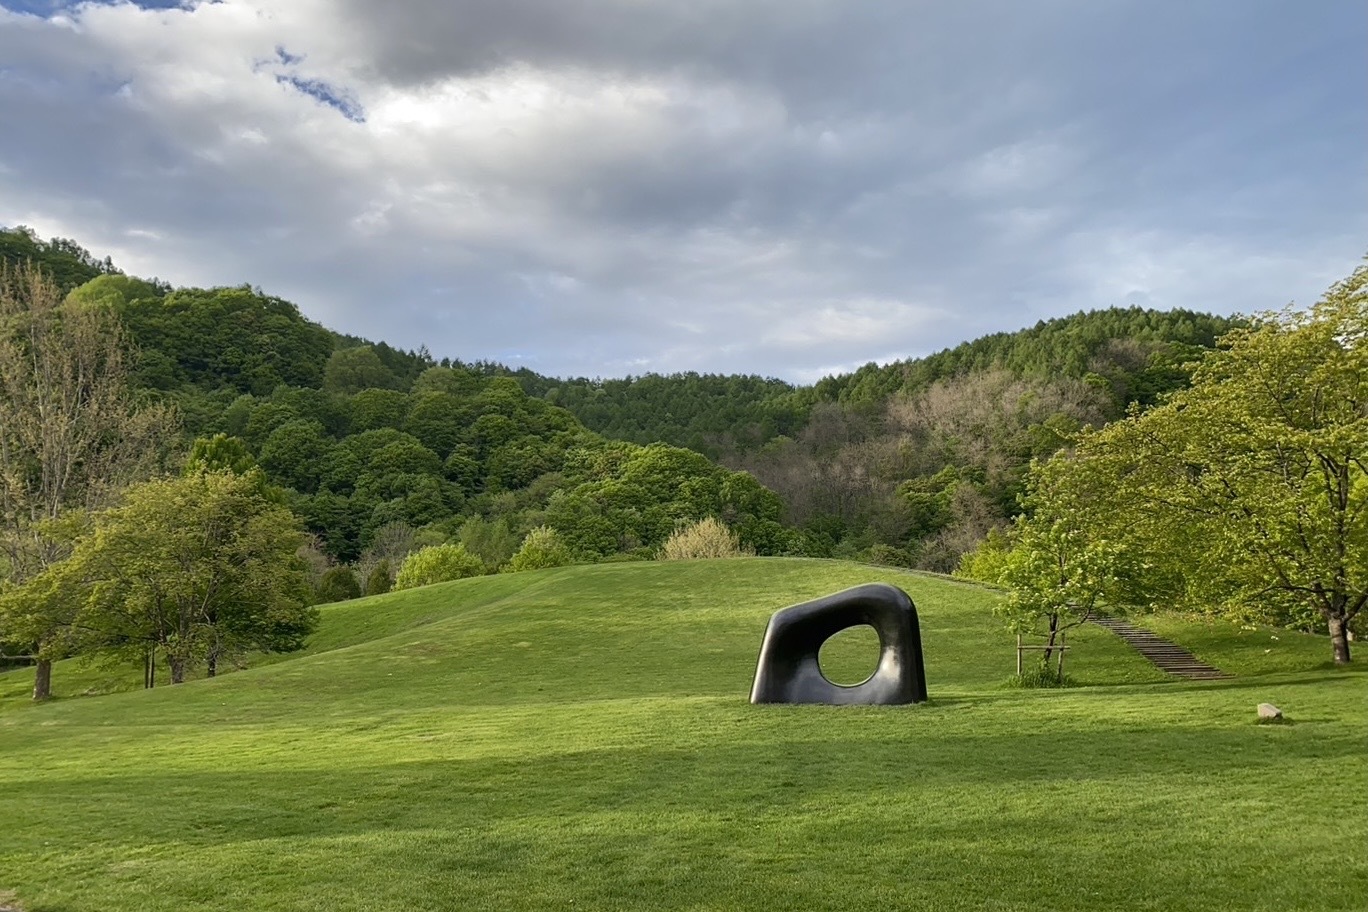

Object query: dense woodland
[1,226,1361,691]
[2,226,1241,578]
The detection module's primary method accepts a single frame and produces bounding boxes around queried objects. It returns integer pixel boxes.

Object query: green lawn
[1,558,1364,911]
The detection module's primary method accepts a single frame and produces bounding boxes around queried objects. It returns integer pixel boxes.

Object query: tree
[316,566,361,603]
[322,345,399,395]
[394,542,484,590]
[109,285,334,394]
[972,455,1127,677]
[0,227,121,294]
[258,419,333,493]
[504,526,574,572]
[364,560,393,595]
[458,515,520,572]
[185,434,258,476]
[1080,265,1368,663]
[37,471,315,684]
[0,263,175,699]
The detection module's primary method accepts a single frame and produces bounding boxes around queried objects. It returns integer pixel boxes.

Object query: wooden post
[1016,634,1023,676]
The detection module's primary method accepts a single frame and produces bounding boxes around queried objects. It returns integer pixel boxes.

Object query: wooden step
[1090,614,1232,680]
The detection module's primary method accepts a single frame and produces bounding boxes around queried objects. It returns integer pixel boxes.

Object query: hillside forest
[1,225,1362,694]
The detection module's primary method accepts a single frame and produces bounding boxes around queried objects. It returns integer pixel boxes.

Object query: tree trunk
[32,658,52,701]
[1042,613,1060,666]
[207,650,217,678]
[1328,615,1351,665]
[169,656,186,684]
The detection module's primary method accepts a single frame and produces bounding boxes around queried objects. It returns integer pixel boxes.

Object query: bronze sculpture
[749,583,928,705]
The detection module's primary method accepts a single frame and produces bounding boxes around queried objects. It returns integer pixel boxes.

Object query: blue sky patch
[1,0,187,13]
[275,74,365,124]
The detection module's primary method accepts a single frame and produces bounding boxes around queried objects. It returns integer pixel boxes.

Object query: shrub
[954,527,1013,584]
[1005,662,1075,689]
[364,559,392,596]
[657,517,753,561]
[503,526,574,573]
[316,566,361,603]
[394,542,483,590]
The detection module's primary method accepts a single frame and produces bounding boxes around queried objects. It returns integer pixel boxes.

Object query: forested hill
[0,225,122,292]
[3,227,1242,573]
[509,308,1240,459]
[812,307,1238,409]
[2,225,1237,452]
[517,373,805,457]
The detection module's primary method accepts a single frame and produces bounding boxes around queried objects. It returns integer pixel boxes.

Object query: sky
[0,1,1364,382]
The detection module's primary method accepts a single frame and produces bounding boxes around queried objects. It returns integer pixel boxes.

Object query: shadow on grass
[6,720,1362,852]
[1154,669,1367,694]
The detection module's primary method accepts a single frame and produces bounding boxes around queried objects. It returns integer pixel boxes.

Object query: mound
[0,559,1362,911]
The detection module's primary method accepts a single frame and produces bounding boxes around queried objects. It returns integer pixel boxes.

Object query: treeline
[521,310,1239,570]
[518,373,807,458]
[57,271,794,577]
[730,307,1240,570]
[0,225,121,293]
[810,307,1235,409]
[1,226,1241,581]
[513,308,1237,461]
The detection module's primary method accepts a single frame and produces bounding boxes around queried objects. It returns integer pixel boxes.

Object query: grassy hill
[1,559,1364,911]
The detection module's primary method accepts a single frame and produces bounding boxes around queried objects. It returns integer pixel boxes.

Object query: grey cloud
[0,0,1363,382]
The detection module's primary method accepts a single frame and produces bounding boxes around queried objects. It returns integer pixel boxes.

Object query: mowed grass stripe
[1,559,1364,911]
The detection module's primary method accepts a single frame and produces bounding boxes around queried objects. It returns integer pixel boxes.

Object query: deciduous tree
[0,264,175,699]
[1082,265,1368,663]
[504,526,574,572]
[47,471,315,684]
[967,454,1127,676]
[394,542,484,590]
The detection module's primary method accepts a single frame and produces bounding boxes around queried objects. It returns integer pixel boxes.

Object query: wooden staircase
[1090,614,1232,680]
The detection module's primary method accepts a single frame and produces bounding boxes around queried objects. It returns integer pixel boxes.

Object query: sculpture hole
[818,625,881,686]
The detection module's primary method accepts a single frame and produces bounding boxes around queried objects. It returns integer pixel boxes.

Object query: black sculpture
[749,583,927,705]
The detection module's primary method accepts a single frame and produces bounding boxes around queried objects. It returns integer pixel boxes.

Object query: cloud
[0,0,1363,381]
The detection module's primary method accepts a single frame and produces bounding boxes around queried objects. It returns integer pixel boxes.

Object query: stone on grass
[1257,702,1282,721]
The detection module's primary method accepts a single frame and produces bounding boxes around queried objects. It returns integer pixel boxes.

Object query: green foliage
[978,454,1129,672]
[1063,265,1368,663]
[525,372,805,458]
[0,226,121,294]
[109,284,334,395]
[546,443,782,559]
[323,345,401,394]
[457,515,520,572]
[1005,662,1075,689]
[393,542,484,590]
[954,527,1012,584]
[503,526,574,572]
[30,471,315,682]
[364,560,393,596]
[349,388,411,433]
[813,306,1239,408]
[185,434,257,476]
[657,517,753,560]
[317,566,362,603]
[0,262,178,697]
[18,228,1260,595]
[866,543,916,568]
[258,419,333,493]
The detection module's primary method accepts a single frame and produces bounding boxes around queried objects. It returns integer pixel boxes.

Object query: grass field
[1,558,1364,911]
